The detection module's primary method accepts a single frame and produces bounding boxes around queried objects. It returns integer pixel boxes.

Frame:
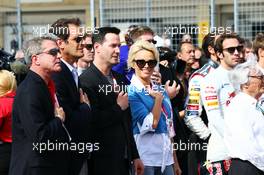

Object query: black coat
[10,70,70,175]
[79,63,139,175]
[51,61,92,175]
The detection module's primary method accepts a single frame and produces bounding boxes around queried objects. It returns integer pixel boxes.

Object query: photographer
[0,49,28,85]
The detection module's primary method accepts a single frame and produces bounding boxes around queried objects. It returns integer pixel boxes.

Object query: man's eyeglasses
[146,39,157,45]
[37,48,60,57]
[134,59,157,69]
[81,44,93,51]
[223,45,244,54]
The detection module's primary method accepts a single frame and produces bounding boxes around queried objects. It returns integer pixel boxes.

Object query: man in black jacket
[10,34,70,175]
[50,18,91,175]
[80,27,144,175]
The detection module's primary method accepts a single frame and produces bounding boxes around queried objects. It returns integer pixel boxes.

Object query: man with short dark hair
[80,27,144,175]
[50,18,91,175]
[177,41,195,65]
[184,32,220,175]
[112,25,157,81]
[201,33,243,175]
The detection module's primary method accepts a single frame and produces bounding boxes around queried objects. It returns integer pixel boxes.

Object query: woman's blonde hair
[127,40,159,69]
[0,70,17,97]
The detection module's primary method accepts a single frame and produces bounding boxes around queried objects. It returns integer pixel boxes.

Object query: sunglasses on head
[223,45,244,54]
[81,44,93,51]
[37,48,60,57]
[134,59,157,69]
[146,39,157,45]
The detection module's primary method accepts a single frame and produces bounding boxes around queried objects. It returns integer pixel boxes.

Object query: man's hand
[117,91,129,110]
[165,80,180,99]
[174,161,182,175]
[55,106,65,122]
[80,88,90,106]
[133,158,144,175]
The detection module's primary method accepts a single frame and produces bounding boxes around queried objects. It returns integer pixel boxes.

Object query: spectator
[225,60,264,175]
[0,70,16,175]
[181,34,192,43]
[191,46,203,71]
[50,18,91,175]
[244,39,254,60]
[9,34,69,175]
[253,33,264,73]
[127,40,181,175]
[76,33,94,76]
[113,25,160,82]
[80,27,144,175]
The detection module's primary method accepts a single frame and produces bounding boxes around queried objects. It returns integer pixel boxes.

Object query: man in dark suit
[10,34,71,175]
[79,27,144,175]
[50,18,91,175]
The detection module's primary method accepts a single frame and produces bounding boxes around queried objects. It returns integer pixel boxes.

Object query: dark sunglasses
[81,44,93,51]
[134,59,157,69]
[74,36,83,43]
[146,39,157,45]
[223,45,243,54]
[37,48,60,56]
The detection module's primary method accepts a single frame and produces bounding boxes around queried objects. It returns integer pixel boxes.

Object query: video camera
[0,49,15,71]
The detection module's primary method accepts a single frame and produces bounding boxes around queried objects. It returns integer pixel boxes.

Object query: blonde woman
[0,70,17,175]
[128,40,181,175]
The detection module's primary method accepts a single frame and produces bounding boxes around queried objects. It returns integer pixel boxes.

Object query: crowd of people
[0,17,264,175]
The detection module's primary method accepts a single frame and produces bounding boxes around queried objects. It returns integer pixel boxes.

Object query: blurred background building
[0,0,263,52]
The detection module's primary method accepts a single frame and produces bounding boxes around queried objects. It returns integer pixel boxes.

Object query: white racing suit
[201,65,236,162]
[184,60,219,140]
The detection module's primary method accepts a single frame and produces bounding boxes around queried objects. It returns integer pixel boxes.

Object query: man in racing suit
[201,33,243,175]
[184,33,219,175]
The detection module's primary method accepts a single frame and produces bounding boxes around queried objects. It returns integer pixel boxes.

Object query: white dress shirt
[224,92,264,172]
[61,59,78,88]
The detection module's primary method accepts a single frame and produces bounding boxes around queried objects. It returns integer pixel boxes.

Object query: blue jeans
[144,165,174,175]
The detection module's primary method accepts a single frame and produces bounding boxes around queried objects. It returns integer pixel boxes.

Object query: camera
[0,49,15,71]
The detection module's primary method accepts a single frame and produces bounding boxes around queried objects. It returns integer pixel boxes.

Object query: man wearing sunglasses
[201,33,243,175]
[9,35,71,175]
[77,33,94,76]
[50,18,91,175]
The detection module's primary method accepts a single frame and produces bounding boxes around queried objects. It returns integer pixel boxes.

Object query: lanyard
[161,97,175,138]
